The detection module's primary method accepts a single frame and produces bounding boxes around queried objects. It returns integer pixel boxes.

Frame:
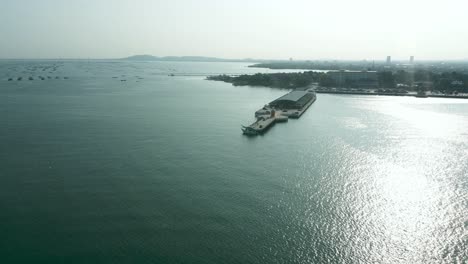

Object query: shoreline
[314,89,468,99]
[206,71,468,100]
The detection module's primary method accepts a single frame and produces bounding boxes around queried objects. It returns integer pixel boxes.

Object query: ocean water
[1,60,467,263]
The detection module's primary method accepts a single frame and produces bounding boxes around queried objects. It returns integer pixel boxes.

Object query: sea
[1,60,467,263]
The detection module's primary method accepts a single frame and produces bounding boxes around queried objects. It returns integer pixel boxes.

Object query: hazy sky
[1,0,467,60]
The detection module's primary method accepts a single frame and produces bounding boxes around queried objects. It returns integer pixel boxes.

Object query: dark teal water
[1,60,467,263]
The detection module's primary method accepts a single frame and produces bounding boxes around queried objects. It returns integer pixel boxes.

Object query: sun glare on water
[345,97,468,262]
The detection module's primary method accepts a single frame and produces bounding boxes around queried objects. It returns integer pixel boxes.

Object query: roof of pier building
[269,91,314,109]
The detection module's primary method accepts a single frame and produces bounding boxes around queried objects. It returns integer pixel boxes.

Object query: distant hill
[123,55,160,61]
[122,55,262,63]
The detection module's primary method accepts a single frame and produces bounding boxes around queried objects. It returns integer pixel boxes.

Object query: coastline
[206,70,468,100]
[314,89,468,99]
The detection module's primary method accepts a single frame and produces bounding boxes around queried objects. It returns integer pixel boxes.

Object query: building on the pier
[269,90,315,109]
[327,70,378,88]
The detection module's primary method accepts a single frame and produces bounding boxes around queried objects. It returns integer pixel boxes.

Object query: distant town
[208,56,468,98]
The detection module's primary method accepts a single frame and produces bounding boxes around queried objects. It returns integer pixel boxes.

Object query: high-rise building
[386,56,391,64]
[410,56,414,64]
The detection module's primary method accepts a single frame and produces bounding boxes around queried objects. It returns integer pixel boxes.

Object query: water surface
[1,60,467,263]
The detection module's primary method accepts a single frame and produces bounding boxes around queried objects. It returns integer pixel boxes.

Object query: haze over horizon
[1,0,467,60]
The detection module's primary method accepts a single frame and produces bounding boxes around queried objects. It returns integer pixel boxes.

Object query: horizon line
[1,56,467,62]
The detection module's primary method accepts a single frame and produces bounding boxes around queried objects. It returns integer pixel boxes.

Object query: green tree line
[208,70,468,93]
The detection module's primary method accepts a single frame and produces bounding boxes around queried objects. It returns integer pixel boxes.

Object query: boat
[241,126,258,135]
[242,116,276,136]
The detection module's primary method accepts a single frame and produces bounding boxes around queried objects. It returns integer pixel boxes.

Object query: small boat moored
[241,126,258,136]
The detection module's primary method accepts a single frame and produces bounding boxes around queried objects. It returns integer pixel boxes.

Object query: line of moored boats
[7,76,69,81]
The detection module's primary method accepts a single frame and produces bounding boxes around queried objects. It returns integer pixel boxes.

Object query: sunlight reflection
[372,159,440,262]
[360,98,468,141]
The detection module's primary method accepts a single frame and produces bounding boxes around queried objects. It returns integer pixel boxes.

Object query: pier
[242,89,316,135]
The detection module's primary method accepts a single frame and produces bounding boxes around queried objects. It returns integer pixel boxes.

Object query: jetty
[242,89,316,135]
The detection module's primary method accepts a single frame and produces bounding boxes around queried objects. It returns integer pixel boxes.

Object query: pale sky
[0,0,467,60]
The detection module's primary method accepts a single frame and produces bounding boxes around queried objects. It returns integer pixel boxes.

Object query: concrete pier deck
[249,116,276,131]
[242,89,316,135]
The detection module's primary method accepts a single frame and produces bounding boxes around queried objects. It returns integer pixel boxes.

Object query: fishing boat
[241,126,258,135]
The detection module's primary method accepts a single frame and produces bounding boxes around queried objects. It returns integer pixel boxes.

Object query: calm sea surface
[1,60,467,263]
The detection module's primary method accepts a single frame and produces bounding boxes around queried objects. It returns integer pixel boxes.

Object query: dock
[242,116,277,135]
[242,89,316,135]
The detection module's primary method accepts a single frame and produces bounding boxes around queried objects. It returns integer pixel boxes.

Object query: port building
[327,70,378,88]
[269,90,316,109]
[242,90,316,135]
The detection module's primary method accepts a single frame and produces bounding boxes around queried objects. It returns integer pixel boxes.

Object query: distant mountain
[122,55,262,63]
[123,55,160,61]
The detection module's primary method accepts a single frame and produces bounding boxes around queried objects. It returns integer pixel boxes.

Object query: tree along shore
[207,70,468,95]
